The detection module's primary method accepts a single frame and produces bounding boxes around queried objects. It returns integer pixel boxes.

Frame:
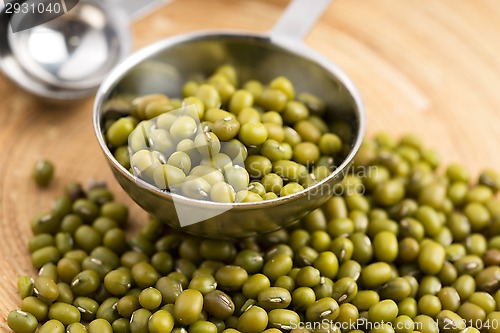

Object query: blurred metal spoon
[0,0,172,101]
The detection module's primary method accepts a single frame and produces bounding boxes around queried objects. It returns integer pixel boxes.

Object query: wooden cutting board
[1,0,500,328]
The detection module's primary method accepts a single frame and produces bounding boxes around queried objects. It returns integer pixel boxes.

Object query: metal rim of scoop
[93,29,366,209]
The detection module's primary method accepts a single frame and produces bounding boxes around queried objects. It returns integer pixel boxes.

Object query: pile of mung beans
[103,65,347,202]
[7,131,500,333]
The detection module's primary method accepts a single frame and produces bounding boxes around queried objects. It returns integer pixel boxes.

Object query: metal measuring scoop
[0,0,172,101]
[94,0,366,238]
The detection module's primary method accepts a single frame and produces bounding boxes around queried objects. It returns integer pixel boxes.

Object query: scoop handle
[270,0,331,41]
[120,0,174,21]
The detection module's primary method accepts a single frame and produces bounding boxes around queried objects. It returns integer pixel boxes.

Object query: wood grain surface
[1,0,500,329]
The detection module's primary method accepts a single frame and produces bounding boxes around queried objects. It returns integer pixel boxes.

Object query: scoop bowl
[93,0,365,239]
